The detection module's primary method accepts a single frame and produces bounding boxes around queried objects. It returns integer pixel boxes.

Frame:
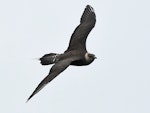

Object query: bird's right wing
[66,5,96,52]
[27,59,72,102]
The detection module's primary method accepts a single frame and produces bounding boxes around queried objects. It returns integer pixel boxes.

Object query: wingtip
[26,94,34,103]
[26,99,29,103]
[86,5,91,7]
[80,5,95,24]
[26,98,30,103]
[86,5,94,12]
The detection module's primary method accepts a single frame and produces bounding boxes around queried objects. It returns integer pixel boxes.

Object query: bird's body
[27,5,96,101]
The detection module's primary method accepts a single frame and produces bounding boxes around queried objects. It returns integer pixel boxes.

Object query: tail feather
[39,53,59,65]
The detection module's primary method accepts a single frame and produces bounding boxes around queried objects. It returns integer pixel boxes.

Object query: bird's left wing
[66,5,96,52]
[27,59,72,102]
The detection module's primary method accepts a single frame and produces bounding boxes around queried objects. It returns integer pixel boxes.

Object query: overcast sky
[0,0,150,113]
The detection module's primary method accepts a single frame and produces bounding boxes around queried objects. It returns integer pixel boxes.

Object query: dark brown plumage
[27,5,96,102]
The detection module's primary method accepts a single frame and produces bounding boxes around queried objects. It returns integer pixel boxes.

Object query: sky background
[0,0,150,113]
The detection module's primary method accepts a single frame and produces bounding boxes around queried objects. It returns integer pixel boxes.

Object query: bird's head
[85,52,97,64]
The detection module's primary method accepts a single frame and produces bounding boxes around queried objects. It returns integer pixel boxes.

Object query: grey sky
[0,0,150,113]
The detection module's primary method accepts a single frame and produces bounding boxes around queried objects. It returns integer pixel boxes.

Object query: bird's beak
[94,56,97,59]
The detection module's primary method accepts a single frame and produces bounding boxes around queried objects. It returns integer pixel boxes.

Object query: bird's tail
[39,53,59,65]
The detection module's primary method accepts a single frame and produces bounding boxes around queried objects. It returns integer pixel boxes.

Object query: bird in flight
[27,5,96,101]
